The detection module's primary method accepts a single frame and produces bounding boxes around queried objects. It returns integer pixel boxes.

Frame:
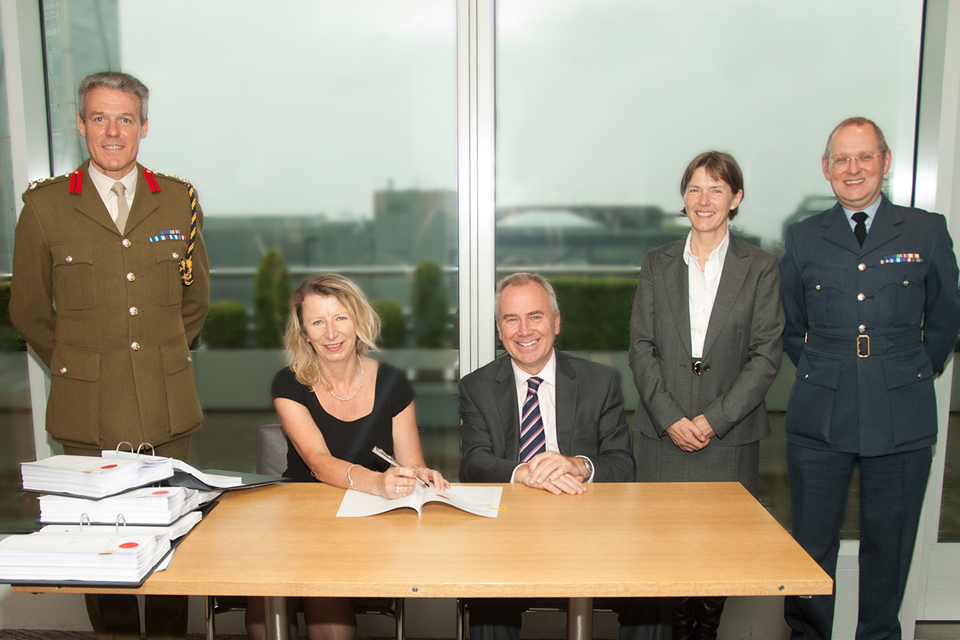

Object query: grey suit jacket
[629,233,784,446]
[458,350,635,483]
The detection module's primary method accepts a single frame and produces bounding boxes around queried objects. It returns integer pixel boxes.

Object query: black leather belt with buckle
[857,335,870,358]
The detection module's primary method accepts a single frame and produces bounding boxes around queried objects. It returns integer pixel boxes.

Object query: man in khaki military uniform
[10,71,208,640]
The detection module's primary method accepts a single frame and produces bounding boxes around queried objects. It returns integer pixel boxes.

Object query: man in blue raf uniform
[780,117,960,640]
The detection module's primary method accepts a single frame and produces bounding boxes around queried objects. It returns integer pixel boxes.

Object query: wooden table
[14,482,831,639]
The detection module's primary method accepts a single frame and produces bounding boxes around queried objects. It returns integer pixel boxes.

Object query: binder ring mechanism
[75,513,126,533]
[108,441,156,458]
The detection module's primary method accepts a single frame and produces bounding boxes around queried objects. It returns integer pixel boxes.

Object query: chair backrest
[257,424,288,476]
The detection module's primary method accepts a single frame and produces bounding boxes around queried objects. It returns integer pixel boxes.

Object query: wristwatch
[580,456,594,479]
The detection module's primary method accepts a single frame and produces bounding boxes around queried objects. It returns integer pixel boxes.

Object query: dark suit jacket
[10,161,210,449]
[629,233,784,447]
[458,350,635,483]
[780,196,960,455]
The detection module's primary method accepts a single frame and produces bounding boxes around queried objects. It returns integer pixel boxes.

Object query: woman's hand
[413,466,450,490]
[665,417,710,452]
[377,466,421,500]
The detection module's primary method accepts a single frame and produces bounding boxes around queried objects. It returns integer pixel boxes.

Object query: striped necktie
[519,376,546,463]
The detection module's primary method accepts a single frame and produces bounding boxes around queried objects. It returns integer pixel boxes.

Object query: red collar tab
[69,170,83,194]
[143,168,161,193]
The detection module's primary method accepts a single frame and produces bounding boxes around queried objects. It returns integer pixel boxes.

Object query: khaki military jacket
[10,161,210,449]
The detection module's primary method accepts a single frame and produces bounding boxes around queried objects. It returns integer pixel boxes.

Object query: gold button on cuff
[858,263,866,271]
[59,367,66,375]
[122,239,132,247]
[857,293,865,301]
[129,307,139,316]
[65,256,73,263]
[126,272,136,281]
[130,342,141,351]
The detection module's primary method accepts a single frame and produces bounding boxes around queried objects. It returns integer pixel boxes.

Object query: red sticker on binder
[119,542,139,549]
[152,490,169,495]
[100,464,118,469]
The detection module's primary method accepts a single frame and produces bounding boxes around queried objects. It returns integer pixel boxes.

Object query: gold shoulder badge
[27,172,72,191]
[150,170,192,187]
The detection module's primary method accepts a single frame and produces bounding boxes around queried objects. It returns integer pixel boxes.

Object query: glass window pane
[0,0,123,534]
[496,0,924,535]
[115,0,459,477]
[0,12,38,534]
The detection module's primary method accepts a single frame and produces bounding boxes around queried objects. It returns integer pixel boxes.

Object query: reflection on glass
[42,0,120,174]
[939,415,960,542]
[495,0,924,535]
[1,19,15,275]
[115,1,460,477]
[1,14,38,532]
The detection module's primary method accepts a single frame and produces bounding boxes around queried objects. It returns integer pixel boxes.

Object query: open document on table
[336,484,502,518]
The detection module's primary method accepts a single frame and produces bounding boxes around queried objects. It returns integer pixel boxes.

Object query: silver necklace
[328,356,364,401]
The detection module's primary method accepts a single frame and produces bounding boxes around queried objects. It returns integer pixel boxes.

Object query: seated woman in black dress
[247,273,449,640]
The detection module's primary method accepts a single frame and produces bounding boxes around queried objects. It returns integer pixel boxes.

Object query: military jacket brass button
[122,239,132,247]
[857,293,865,301]
[815,284,821,290]
[859,325,866,333]
[59,367,66,374]
[858,263,866,271]
[65,256,73,263]
[172,252,180,260]
[903,280,909,286]
[126,272,136,282]
[130,342,141,351]
[129,307,139,316]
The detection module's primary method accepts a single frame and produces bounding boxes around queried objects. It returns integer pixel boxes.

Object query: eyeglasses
[830,153,883,168]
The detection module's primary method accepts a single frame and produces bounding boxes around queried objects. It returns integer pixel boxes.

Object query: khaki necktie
[111,181,129,234]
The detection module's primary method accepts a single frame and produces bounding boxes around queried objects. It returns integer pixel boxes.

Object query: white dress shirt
[88,163,138,224]
[508,350,595,483]
[683,230,730,359]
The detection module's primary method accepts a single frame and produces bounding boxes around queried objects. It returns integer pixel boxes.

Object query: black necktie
[852,211,867,247]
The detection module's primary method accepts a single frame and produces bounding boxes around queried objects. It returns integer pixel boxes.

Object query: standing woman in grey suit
[629,152,784,640]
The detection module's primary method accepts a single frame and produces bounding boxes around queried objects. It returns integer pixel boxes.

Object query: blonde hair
[285,273,381,387]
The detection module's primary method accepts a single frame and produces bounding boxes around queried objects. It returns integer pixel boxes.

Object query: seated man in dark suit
[459,272,668,640]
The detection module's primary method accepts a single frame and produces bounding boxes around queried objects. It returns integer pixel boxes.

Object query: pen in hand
[372,447,429,488]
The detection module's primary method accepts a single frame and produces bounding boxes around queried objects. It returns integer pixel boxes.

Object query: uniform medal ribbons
[149,230,185,242]
[880,253,923,264]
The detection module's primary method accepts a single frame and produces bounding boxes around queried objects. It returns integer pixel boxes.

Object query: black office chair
[205,424,405,640]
